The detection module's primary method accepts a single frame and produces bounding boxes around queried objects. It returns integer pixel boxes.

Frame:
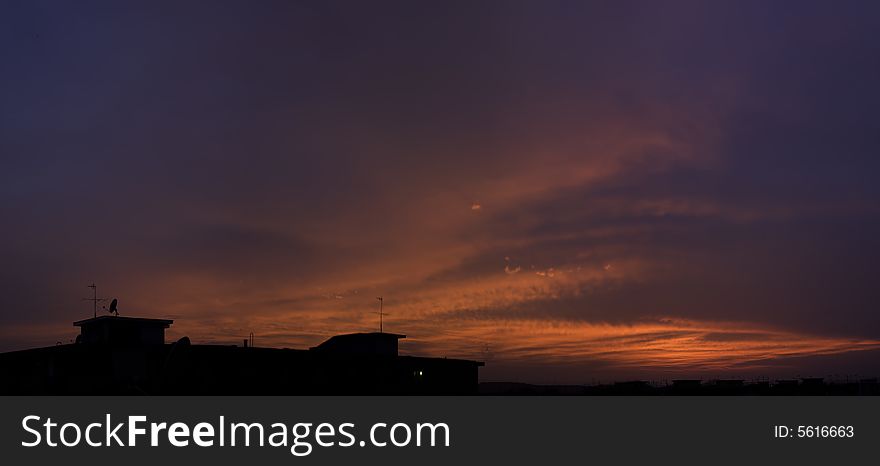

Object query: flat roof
[330,332,406,339]
[310,332,406,351]
[73,315,174,327]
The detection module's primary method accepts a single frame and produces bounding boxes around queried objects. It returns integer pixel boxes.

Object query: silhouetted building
[311,332,405,356]
[670,379,702,394]
[0,316,483,395]
[612,381,652,394]
[859,378,879,395]
[799,377,826,395]
[707,379,745,395]
[74,316,172,346]
[772,379,800,395]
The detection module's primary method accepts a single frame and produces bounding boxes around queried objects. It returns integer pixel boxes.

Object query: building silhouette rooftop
[0,311,482,395]
[310,332,406,356]
[73,315,173,346]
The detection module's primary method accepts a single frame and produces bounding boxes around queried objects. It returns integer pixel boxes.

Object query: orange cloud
[402,317,880,371]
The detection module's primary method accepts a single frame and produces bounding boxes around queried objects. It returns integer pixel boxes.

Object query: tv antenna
[375,296,388,333]
[82,283,107,319]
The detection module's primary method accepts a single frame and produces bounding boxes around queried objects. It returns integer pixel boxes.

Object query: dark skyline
[2,0,880,383]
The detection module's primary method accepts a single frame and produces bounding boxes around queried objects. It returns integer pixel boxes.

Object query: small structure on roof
[310,332,405,356]
[73,315,173,346]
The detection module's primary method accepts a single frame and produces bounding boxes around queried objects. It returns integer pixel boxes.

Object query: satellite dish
[108,298,118,316]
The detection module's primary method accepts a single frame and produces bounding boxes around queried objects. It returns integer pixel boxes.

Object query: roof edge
[73,315,174,327]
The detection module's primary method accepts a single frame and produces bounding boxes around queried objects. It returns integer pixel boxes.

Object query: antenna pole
[83,283,107,319]
[376,296,385,333]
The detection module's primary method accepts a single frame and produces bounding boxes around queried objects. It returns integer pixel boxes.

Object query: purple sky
[2,1,880,383]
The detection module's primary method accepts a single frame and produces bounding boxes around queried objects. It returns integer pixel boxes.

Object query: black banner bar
[1,396,876,464]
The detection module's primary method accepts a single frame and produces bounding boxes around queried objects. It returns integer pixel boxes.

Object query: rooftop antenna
[375,296,388,333]
[106,298,119,316]
[82,283,107,319]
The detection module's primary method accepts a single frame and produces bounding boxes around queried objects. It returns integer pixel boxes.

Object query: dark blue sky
[2,1,880,382]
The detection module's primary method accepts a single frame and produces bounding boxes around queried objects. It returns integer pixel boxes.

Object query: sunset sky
[2,1,880,383]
